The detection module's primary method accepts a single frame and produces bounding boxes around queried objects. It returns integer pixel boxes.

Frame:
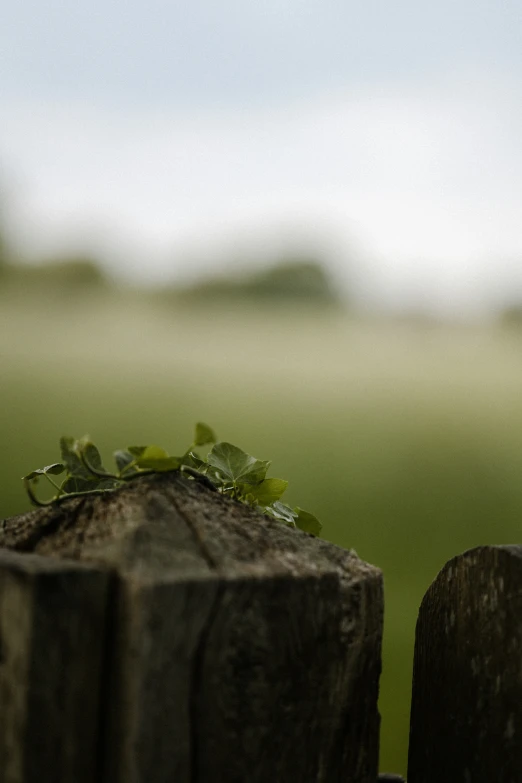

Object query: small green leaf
[77,439,105,471]
[61,475,119,493]
[60,436,87,476]
[194,422,217,446]
[137,457,181,472]
[72,438,111,479]
[180,451,206,470]
[113,450,138,475]
[61,476,94,493]
[23,463,65,481]
[207,442,270,485]
[136,446,180,472]
[46,463,66,475]
[294,507,322,536]
[141,445,170,460]
[266,501,298,525]
[127,446,149,458]
[238,478,288,505]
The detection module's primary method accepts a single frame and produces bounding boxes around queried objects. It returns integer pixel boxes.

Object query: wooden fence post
[0,551,110,783]
[0,473,384,783]
[408,545,522,783]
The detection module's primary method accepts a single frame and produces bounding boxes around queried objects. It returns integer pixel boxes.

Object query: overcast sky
[2,0,522,313]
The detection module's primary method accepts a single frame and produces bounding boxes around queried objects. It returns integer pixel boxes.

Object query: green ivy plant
[22,422,322,535]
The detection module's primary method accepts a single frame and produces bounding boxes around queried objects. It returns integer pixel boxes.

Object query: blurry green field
[2,289,522,775]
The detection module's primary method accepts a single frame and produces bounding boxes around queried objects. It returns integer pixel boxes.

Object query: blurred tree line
[169,258,341,307]
[2,212,522,321]
[0,217,342,308]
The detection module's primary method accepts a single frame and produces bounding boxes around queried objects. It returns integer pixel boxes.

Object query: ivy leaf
[61,476,119,493]
[60,436,108,478]
[203,463,228,487]
[238,478,288,505]
[140,445,169,460]
[22,423,323,534]
[136,445,181,472]
[265,501,298,525]
[76,438,107,473]
[294,507,322,536]
[207,442,270,485]
[194,422,217,447]
[44,463,65,475]
[23,463,65,481]
[113,449,138,475]
[60,436,88,477]
[127,446,149,458]
[180,451,206,470]
[61,476,94,493]
[137,457,181,472]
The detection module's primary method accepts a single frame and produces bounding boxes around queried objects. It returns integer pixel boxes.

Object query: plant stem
[44,474,64,496]
[79,450,120,480]
[24,479,54,507]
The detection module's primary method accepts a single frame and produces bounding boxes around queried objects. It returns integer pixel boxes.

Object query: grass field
[2,287,522,775]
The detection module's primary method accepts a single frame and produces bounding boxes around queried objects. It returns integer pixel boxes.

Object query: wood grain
[0,550,110,783]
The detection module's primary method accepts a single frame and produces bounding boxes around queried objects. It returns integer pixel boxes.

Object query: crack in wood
[7,497,88,553]
[189,582,225,783]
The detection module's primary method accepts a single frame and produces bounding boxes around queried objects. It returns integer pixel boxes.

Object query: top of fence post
[1,471,384,783]
[408,544,522,783]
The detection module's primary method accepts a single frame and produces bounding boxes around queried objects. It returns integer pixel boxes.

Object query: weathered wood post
[0,472,383,783]
[408,545,522,782]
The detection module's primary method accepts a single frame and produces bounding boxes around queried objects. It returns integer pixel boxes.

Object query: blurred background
[2,0,522,775]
